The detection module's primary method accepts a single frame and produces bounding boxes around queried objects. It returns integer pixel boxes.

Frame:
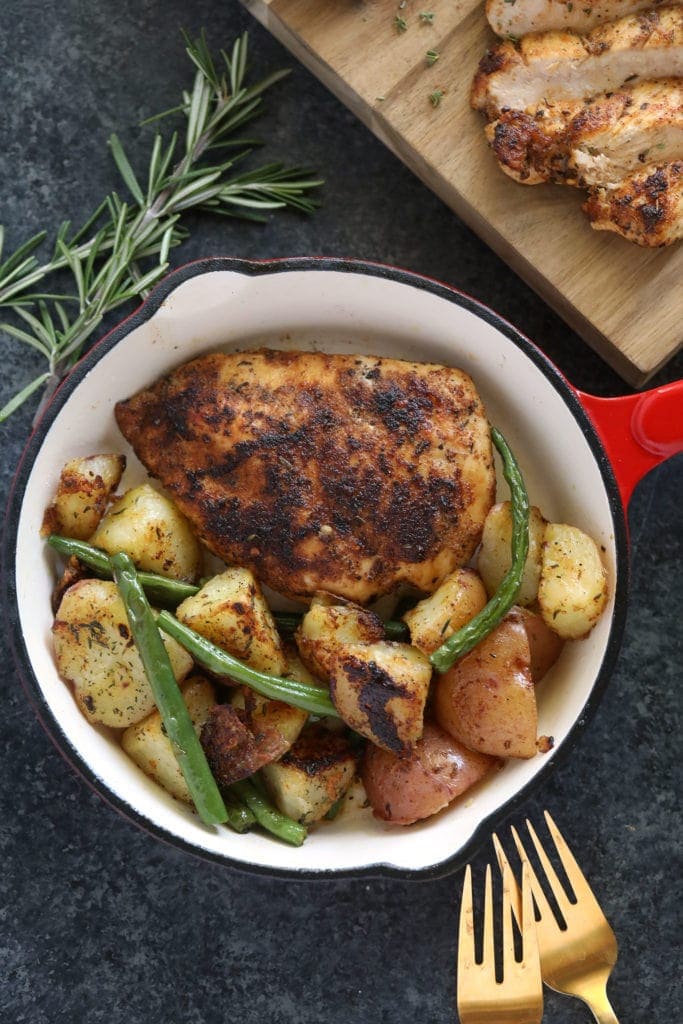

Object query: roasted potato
[53,579,193,727]
[328,641,432,755]
[477,501,548,606]
[433,610,538,759]
[121,675,215,802]
[200,703,289,787]
[175,568,287,675]
[538,523,608,639]
[89,483,201,582]
[260,724,357,825]
[362,722,498,824]
[41,453,125,540]
[402,568,488,655]
[295,596,385,680]
[515,606,564,683]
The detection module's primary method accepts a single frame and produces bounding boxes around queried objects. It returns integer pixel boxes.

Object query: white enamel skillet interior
[4,257,629,879]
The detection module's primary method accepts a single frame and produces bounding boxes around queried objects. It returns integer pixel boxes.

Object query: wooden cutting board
[240,0,682,385]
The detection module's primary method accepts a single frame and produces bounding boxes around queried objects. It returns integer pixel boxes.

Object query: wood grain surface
[240,0,682,385]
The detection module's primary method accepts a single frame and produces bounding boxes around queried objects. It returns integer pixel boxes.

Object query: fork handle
[584,989,620,1024]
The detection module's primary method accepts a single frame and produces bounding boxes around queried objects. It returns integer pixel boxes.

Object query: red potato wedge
[516,606,564,683]
[362,722,498,824]
[200,704,289,788]
[433,610,539,759]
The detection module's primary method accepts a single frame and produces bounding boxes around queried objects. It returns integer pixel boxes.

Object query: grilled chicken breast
[583,160,683,243]
[486,79,683,186]
[486,0,668,40]
[115,350,496,604]
[472,6,683,118]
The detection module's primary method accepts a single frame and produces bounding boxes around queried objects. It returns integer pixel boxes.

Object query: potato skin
[515,606,564,683]
[329,641,432,755]
[478,501,548,606]
[90,483,201,582]
[295,597,385,680]
[121,676,215,802]
[538,523,608,639]
[53,579,193,727]
[433,610,538,759]
[41,454,126,541]
[176,568,287,675]
[402,568,487,655]
[362,722,498,824]
[260,724,358,825]
[200,703,289,787]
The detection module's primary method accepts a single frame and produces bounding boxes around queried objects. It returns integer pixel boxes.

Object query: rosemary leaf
[0,30,323,424]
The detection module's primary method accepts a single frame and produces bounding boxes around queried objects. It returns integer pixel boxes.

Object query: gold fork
[493,811,620,1024]
[457,858,543,1023]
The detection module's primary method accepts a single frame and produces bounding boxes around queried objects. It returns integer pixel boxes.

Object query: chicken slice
[472,6,683,118]
[486,0,669,40]
[583,160,683,244]
[486,79,683,186]
[115,350,496,604]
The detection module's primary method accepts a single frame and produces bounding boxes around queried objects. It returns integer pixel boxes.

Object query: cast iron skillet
[3,257,682,879]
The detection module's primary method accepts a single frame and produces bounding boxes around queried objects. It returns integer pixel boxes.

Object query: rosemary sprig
[0,31,323,424]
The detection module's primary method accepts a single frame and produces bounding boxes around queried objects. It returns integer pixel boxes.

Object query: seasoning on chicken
[115,349,496,604]
[486,79,683,187]
[486,0,667,41]
[472,6,683,119]
[583,160,683,245]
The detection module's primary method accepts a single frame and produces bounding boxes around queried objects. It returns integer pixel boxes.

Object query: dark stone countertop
[1,2,680,1021]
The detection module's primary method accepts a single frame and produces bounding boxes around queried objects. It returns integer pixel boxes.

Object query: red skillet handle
[575,379,683,509]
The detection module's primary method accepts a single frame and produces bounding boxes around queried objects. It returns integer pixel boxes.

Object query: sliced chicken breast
[486,79,683,186]
[486,0,669,40]
[115,350,496,604]
[583,160,683,244]
[472,6,683,118]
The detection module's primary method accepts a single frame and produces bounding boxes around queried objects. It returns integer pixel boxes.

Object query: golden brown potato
[362,722,498,824]
[89,483,201,582]
[41,454,125,540]
[538,523,608,639]
[433,611,538,759]
[121,676,215,802]
[477,501,548,606]
[295,596,385,680]
[260,724,358,824]
[175,568,287,675]
[53,579,193,727]
[328,641,432,755]
[402,568,488,655]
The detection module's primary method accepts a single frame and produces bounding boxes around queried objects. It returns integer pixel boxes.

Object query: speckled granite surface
[1,2,681,1021]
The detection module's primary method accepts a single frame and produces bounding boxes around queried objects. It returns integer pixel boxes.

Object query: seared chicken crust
[583,160,683,243]
[115,350,495,603]
[472,6,683,117]
[486,79,683,186]
[486,0,668,40]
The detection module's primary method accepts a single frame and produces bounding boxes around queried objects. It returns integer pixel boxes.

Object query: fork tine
[483,863,495,970]
[458,864,476,968]
[543,810,601,908]
[525,817,574,917]
[520,862,542,971]
[510,824,559,927]
[493,832,522,929]
[500,850,517,969]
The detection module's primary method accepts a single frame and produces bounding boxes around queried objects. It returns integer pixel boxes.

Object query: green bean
[222,791,257,834]
[48,534,199,606]
[110,552,228,827]
[157,611,340,718]
[230,778,307,847]
[430,427,530,674]
[269,610,408,641]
